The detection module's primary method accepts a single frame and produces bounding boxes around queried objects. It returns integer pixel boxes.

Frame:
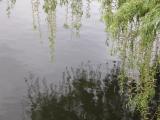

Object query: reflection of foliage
[61,0,93,37]
[5,0,93,33]
[103,0,160,119]
[25,62,144,120]
[43,0,57,61]
[61,0,83,36]
[5,0,94,60]
[31,0,42,37]
[6,0,16,17]
[41,0,92,60]
[63,1,69,29]
[60,0,92,36]
[43,0,57,14]
[86,0,91,18]
[70,0,83,31]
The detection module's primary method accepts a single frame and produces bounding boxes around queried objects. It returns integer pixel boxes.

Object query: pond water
[0,0,117,119]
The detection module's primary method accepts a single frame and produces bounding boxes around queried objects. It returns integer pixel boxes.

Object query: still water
[0,0,116,119]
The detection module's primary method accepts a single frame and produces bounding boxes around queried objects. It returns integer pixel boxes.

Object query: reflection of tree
[31,0,42,37]
[61,0,84,37]
[70,0,83,36]
[63,1,69,29]
[86,0,91,18]
[43,0,57,61]
[6,0,16,17]
[26,62,142,120]
[5,0,93,61]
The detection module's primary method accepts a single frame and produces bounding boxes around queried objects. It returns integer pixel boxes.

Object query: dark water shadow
[24,61,141,120]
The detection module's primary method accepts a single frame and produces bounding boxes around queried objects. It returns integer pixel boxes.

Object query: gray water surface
[0,0,116,119]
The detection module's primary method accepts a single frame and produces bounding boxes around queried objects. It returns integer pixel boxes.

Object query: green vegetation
[103,0,160,119]
[4,0,160,119]
[25,63,142,120]
[5,0,88,61]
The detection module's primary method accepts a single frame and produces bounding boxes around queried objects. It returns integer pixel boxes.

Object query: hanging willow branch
[102,0,160,119]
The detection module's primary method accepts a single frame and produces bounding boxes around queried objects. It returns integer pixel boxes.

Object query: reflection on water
[43,0,57,61]
[6,0,100,33]
[30,0,84,60]
[25,62,141,120]
[31,0,42,37]
[6,0,16,17]
[70,0,83,36]
[86,0,91,18]
[0,0,111,119]
[6,0,104,60]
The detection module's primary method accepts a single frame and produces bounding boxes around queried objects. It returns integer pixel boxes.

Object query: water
[0,0,116,119]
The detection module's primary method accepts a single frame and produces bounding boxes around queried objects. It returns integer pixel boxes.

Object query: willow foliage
[103,0,160,119]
